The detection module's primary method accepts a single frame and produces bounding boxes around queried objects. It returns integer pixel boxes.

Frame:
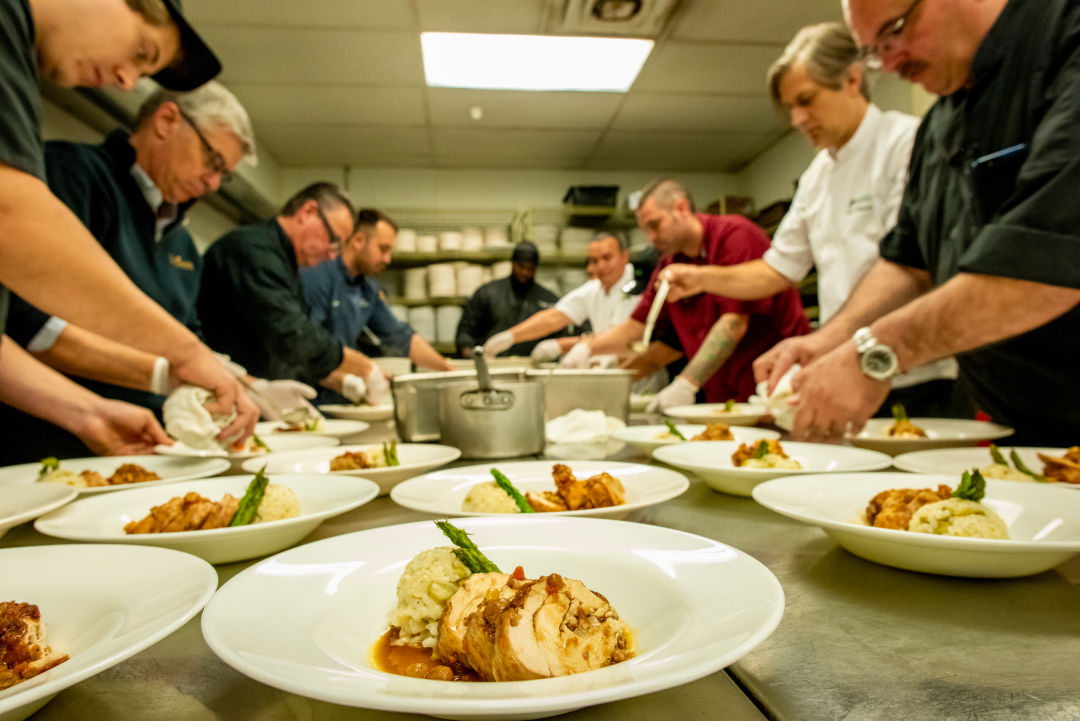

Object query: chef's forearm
[589,319,644,355]
[699,260,795,300]
[0,335,107,431]
[872,273,1080,372]
[816,259,932,346]
[409,334,454,371]
[679,313,748,388]
[32,324,157,391]
[507,308,572,344]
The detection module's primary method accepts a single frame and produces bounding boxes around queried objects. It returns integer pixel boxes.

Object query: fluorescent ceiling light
[421,32,653,92]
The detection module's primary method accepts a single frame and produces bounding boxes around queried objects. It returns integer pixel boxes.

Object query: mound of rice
[37,469,84,487]
[388,547,470,647]
[461,482,521,513]
[908,498,1009,539]
[254,483,301,523]
[979,463,1031,482]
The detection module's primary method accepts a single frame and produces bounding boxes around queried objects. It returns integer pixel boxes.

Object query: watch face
[862,346,899,379]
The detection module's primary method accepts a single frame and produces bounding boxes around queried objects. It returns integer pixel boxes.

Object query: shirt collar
[129,162,164,212]
[831,103,881,163]
[602,263,636,296]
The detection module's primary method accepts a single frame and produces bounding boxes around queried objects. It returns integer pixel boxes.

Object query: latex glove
[646,375,699,414]
[341,373,367,404]
[214,353,247,379]
[365,365,392,405]
[530,338,563,362]
[249,378,318,421]
[560,341,592,369]
[589,354,619,369]
[483,330,515,358]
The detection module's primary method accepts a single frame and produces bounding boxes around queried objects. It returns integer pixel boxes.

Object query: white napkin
[162,385,236,451]
[545,409,626,444]
[749,364,800,432]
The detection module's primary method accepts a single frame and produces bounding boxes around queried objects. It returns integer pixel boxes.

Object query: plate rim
[0,456,233,495]
[240,443,462,476]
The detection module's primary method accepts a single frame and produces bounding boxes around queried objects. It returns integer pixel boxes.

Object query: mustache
[898,60,928,80]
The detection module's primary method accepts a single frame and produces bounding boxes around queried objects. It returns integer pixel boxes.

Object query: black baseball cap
[152,0,222,91]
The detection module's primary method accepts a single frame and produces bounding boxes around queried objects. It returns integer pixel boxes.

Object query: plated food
[33,474,379,564]
[862,470,1009,539]
[1038,447,1080,484]
[37,458,159,488]
[245,443,461,495]
[462,465,626,513]
[663,403,768,427]
[0,601,68,691]
[200,516,785,718]
[377,522,633,682]
[892,446,1080,487]
[612,424,780,458]
[391,460,689,520]
[328,442,399,471]
[848,418,1013,455]
[254,419,369,440]
[0,455,231,497]
[752,472,1080,577]
[883,403,927,439]
[0,545,216,721]
[653,441,891,497]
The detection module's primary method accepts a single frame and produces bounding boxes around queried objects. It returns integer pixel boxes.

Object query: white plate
[242,443,462,495]
[752,473,1080,577]
[154,433,339,459]
[390,460,690,520]
[0,484,77,540]
[0,544,216,721]
[200,517,785,720]
[33,474,379,565]
[849,418,1014,455]
[892,446,1077,484]
[612,424,781,458]
[653,441,892,497]
[663,403,768,427]
[255,419,370,439]
[629,394,654,413]
[0,455,232,496]
[318,403,395,422]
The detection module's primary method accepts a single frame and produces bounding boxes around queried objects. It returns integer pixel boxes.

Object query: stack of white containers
[396,228,418,253]
[484,226,510,248]
[417,234,438,253]
[461,227,484,252]
[528,224,560,255]
[456,263,485,297]
[438,231,463,251]
[560,227,594,255]
[436,306,462,347]
[389,304,409,323]
[408,306,436,343]
[403,268,428,301]
[428,262,457,297]
[490,261,513,279]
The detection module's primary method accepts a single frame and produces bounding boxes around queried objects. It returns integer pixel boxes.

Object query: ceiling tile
[416,0,548,33]
[586,130,783,172]
[229,85,427,126]
[427,89,624,129]
[633,43,782,96]
[613,93,786,133]
[185,0,416,29]
[199,27,424,85]
[669,0,844,43]
[432,128,600,168]
[256,125,433,166]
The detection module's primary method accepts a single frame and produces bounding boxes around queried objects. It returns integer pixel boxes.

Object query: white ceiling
[184,0,844,172]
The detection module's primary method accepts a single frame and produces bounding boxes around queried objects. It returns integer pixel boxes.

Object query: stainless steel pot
[437,348,545,459]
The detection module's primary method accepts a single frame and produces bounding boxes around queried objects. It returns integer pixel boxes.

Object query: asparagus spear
[989,444,1008,466]
[435,520,502,573]
[724,399,736,412]
[664,419,687,441]
[382,441,400,466]
[491,468,534,513]
[953,469,987,501]
[1010,450,1049,482]
[229,466,270,527]
[304,417,320,432]
[251,433,269,450]
[891,403,909,423]
[751,439,771,460]
[38,457,60,478]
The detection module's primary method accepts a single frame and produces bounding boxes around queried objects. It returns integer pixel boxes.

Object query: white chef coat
[555,264,638,333]
[764,104,955,387]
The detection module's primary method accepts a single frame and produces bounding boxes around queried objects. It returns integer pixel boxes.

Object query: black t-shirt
[0,0,45,334]
[879,0,1080,444]
[455,276,563,356]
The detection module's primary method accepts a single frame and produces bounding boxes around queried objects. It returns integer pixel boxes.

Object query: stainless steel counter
[6,428,1079,721]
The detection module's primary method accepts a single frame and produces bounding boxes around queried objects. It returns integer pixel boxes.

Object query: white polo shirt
[764,104,955,387]
[555,264,638,332]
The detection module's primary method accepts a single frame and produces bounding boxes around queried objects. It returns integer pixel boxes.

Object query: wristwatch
[853,327,900,381]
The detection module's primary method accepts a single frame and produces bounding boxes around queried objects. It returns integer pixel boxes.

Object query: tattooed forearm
[680,313,749,388]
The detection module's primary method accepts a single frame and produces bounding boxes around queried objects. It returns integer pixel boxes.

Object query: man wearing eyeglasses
[0,82,258,463]
[197,183,393,406]
[756,0,1080,445]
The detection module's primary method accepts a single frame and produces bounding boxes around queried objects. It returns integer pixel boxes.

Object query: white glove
[341,373,367,404]
[214,353,247,379]
[589,354,619,369]
[483,330,515,358]
[530,339,563,362]
[646,375,699,414]
[364,366,392,405]
[248,379,318,421]
[560,341,592,369]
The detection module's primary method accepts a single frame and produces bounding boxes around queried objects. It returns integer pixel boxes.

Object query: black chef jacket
[455,277,564,357]
[197,219,344,384]
[879,0,1080,445]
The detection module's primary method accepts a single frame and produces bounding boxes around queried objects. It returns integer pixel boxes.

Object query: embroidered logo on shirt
[847,194,873,213]
[169,254,195,271]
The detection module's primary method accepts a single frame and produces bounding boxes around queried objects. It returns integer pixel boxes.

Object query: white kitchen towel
[750,364,800,431]
[162,385,235,451]
[545,409,626,444]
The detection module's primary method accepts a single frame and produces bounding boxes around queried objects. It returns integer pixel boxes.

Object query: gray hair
[766,22,870,112]
[591,231,629,251]
[638,178,696,213]
[135,81,257,164]
[280,182,355,220]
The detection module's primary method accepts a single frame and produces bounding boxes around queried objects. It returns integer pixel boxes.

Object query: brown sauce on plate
[371,628,480,682]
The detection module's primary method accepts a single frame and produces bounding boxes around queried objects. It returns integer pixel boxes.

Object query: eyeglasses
[314,205,344,252]
[177,106,234,183]
[855,0,924,69]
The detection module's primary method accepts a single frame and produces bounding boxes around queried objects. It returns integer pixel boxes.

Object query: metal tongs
[631,278,670,353]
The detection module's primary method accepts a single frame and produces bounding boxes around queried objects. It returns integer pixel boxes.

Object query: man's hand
[659,263,706,303]
[788,343,890,442]
[645,375,698,413]
[249,379,318,420]
[530,338,563,362]
[753,333,837,395]
[483,331,515,358]
[171,349,258,442]
[75,398,173,455]
[560,341,592,369]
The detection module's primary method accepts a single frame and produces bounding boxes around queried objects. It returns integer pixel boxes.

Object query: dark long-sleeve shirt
[197,219,344,383]
[455,277,563,356]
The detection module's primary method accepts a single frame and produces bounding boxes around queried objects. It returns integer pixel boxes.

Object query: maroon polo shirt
[632,214,811,402]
